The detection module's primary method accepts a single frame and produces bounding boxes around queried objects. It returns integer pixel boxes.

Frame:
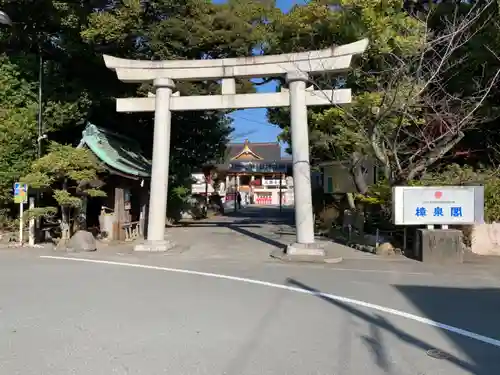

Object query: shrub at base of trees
[316,164,500,253]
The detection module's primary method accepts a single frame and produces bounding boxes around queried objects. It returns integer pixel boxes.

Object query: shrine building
[191,140,294,206]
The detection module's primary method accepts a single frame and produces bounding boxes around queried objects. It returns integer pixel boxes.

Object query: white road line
[40,255,500,348]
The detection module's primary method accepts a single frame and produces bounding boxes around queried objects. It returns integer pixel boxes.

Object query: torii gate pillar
[145,78,175,244]
[286,71,319,254]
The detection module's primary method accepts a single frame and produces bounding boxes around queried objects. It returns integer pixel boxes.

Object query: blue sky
[212,0,304,153]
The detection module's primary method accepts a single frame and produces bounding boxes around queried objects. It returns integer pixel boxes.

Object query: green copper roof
[81,123,151,178]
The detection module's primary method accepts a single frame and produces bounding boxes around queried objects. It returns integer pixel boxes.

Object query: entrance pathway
[81,205,500,281]
[104,205,382,263]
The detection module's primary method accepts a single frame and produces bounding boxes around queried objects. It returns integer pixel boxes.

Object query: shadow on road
[228,225,285,249]
[180,221,286,249]
[286,278,500,374]
[223,205,295,226]
[180,206,294,249]
[394,284,500,373]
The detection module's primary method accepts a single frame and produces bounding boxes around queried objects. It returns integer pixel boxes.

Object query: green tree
[20,142,106,244]
[0,0,114,224]
[0,0,276,224]
[266,0,499,192]
[0,56,38,211]
[81,0,275,216]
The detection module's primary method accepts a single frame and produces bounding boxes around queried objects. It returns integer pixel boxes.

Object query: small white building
[191,173,225,196]
[318,160,376,194]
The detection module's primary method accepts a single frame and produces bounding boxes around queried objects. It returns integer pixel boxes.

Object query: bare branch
[292,0,499,186]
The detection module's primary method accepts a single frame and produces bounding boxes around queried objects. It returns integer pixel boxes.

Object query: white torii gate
[104,38,368,254]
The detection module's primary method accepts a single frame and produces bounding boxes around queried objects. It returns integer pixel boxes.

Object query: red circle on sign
[435,191,442,199]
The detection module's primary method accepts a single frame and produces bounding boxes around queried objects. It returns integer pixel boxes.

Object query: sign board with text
[13,182,28,204]
[392,186,484,225]
[227,161,288,173]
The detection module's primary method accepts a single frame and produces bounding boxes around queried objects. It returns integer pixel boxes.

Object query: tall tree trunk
[61,206,69,239]
[346,193,356,210]
[350,152,369,195]
[57,179,71,250]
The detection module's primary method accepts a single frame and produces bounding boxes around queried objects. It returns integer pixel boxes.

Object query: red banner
[256,195,272,205]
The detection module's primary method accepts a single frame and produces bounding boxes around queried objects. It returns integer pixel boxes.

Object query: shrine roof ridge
[228,159,291,163]
[228,141,279,146]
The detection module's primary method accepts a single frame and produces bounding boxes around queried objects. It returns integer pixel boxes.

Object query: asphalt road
[1,251,500,375]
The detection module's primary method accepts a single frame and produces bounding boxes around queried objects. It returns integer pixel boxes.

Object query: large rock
[375,242,396,256]
[66,230,97,252]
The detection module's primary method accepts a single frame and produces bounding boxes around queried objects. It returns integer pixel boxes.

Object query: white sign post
[14,182,28,244]
[28,196,35,246]
[392,186,484,227]
[19,199,23,243]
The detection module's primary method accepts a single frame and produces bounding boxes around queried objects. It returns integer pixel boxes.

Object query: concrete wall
[471,223,500,255]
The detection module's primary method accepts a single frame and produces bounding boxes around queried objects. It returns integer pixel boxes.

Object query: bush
[167,186,191,223]
[483,178,500,222]
[420,164,500,222]
[0,209,16,232]
[357,164,500,223]
[352,164,499,248]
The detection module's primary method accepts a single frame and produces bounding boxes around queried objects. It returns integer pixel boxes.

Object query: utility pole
[36,51,44,242]
[37,52,43,157]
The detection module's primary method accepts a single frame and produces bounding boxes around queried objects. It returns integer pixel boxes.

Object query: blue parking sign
[14,182,28,204]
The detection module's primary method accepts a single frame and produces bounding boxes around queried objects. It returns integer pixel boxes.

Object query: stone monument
[393,185,484,263]
[103,39,369,253]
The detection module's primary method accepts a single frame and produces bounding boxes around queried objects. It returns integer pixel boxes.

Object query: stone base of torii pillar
[271,243,342,264]
[134,240,175,252]
[285,242,325,257]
